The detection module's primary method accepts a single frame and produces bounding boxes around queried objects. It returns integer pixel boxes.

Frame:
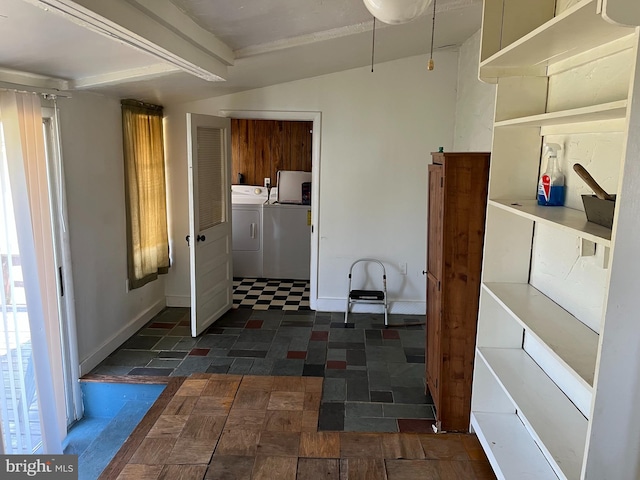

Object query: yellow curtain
[122,100,170,289]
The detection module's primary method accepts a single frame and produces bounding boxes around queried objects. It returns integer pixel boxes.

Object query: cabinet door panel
[426,272,441,409]
[428,164,444,277]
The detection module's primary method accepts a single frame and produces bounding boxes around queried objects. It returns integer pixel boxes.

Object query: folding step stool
[344,258,388,327]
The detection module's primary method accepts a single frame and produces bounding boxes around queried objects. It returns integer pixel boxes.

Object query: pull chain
[428,0,437,70]
[371,17,376,72]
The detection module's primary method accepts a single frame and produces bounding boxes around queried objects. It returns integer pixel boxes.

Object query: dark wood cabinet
[426,151,490,432]
[231,119,312,186]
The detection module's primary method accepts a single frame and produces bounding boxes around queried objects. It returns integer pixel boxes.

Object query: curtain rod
[121,99,163,111]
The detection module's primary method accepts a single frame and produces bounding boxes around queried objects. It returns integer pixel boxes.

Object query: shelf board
[478,348,588,480]
[484,283,598,388]
[471,412,558,480]
[480,0,636,79]
[494,100,627,128]
[489,199,612,246]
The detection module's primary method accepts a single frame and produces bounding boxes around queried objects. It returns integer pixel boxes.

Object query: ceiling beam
[0,67,69,91]
[23,0,233,81]
[72,63,181,89]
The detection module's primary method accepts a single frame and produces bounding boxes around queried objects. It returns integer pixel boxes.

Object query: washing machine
[231,185,268,278]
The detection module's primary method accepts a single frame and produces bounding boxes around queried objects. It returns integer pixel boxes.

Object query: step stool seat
[349,290,385,300]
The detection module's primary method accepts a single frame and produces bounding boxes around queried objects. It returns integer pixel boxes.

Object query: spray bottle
[537,143,564,206]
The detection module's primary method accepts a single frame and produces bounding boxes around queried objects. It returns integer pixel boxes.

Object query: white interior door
[186,113,233,337]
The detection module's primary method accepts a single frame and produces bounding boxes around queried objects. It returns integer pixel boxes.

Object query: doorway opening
[220,110,321,311]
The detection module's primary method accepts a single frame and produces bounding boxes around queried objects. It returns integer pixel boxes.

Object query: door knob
[185,235,190,246]
[197,234,206,242]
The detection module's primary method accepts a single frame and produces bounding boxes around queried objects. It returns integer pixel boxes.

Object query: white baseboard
[166,295,190,308]
[79,298,166,376]
[315,297,425,315]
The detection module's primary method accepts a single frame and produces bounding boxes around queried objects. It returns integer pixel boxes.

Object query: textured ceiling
[170,0,374,50]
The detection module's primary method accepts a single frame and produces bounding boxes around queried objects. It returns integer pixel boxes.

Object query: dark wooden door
[426,163,444,412]
[426,272,441,410]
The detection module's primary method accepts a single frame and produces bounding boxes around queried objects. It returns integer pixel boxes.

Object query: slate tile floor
[91,305,432,433]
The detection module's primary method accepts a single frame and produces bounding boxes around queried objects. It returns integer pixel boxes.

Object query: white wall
[164,52,461,314]
[453,29,496,151]
[58,92,166,374]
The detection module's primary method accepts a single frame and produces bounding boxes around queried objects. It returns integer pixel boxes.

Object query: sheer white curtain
[0,91,64,453]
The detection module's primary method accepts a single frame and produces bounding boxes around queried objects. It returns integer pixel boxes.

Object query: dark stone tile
[346,378,370,402]
[365,346,407,363]
[329,329,364,343]
[328,342,365,350]
[281,320,314,327]
[151,337,180,350]
[403,347,425,356]
[324,369,368,379]
[104,350,158,366]
[391,386,430,404]
[406,355,425,364]
[327,349,346,361]
[345,402,383,418]
[148,322,175,330]
[206,365,230,374]
[237,329,276,343]
[365,330,382,340]
[196,335,238,349]
[288,336,310,351]
[346,350,366,366]
[365,338,384,346]
[171,357,213,376]
[314,317,332,326]
[260,318,283,330]
[318,403,344,431]
[232,341,273,351]
[306,345,327,365]
[370,391,394,403]
[245,320,263,329]
[266,341,290,360]
[228,358,254,375]
[330,322,355,329]
[153,307,189,323]
[121,336,163,350]
[250,310,285,321]
[322,378,346,402]
[166,326,192,337]
[158,350,187,359]
[173,338,198,351]
[249,359,275,375]
[343,417,397,433]
[147,359,181,369]
[302,364,325,377]
[271,358,304,376]
[128,367,173,376]
[209,357,234,366]
[227,350,268,358]
[276,326,313,338]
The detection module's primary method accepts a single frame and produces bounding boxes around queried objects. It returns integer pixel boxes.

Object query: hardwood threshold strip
[97,377,185,480]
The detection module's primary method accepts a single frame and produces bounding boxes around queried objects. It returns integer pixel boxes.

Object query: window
[121,100,170,290]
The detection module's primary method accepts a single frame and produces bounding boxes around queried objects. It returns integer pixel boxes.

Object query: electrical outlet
[264,177,271,188]
[400,262,407,275]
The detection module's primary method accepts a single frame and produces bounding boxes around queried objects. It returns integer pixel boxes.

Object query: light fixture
[362,0,431,25]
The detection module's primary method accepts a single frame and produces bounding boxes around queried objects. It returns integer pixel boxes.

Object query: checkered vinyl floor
[233,278,311,310]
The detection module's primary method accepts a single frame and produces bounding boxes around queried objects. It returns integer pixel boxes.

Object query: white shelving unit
[472,0,640,478]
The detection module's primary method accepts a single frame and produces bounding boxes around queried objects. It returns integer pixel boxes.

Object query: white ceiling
[0,0,483,104]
